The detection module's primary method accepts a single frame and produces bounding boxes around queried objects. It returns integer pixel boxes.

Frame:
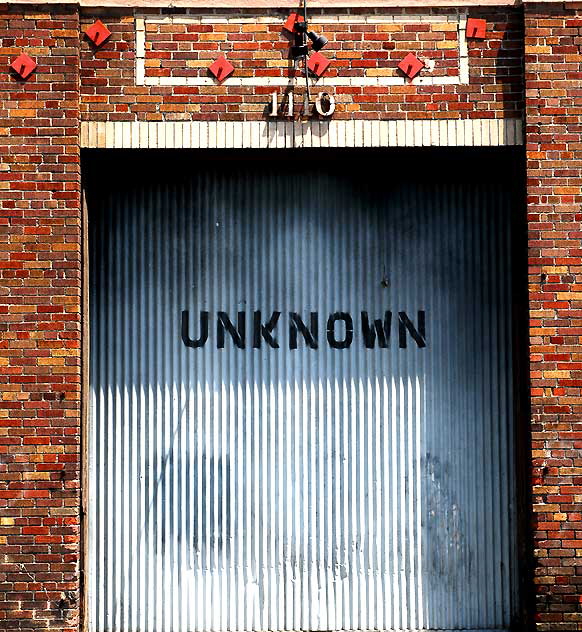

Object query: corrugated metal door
[87,150,520,632]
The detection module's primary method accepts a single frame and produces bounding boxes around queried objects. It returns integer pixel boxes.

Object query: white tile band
[81,119,523,149]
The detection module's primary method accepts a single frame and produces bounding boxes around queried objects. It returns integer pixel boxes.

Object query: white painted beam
[81,118,524,149]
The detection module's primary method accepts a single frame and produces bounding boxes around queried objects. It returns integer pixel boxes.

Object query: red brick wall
[525,3,582,630]
[1,2,581,631]
[0,5,81,632]
[79,7,523,121]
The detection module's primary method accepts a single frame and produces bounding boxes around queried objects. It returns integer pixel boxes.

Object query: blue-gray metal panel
[88,154,518,631]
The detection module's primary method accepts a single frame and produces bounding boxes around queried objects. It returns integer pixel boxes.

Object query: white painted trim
[140,13,458,24]
[5,0,523,6]
[141,75,465,87]
[135,12,470,89]
[81,119,523,149]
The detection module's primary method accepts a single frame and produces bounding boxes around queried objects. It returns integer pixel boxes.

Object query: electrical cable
[303,0,310,104]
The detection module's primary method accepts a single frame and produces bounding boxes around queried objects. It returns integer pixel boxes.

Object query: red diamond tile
[208,55,234,82]
[397,53,424,79]
[10,54,36,80]
[466,17,487,39]
[85,19,111,47]
[307,52,330,78]
[283,12,305,34]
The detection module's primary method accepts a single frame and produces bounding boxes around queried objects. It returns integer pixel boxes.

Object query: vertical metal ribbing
[88,150,519,632]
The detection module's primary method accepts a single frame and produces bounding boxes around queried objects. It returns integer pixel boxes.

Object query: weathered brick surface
[0,5,81,632]
[146,17,462,79]
[1,1,582,631]
[79,7,523,121]
[525,3,582,630]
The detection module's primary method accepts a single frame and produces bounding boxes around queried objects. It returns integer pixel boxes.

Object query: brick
[525,4,582,629]
[0,4,575,632]
[78,9,522,122]
[1,7,81,632]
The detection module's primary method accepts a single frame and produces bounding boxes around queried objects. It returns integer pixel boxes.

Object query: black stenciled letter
[253,311,281,349]
[217,311,246,349]
[181,310,209,348]
[289,312,318,350]
[398,311,426,348]
[327,312,353,349]
[361,311,392,348]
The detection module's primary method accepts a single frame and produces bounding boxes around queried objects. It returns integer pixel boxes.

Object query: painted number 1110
[269,91,336,118]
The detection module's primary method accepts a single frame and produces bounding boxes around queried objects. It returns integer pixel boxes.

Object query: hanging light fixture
[287,2,328,59]
[307,30,328,52]
[285,0,331,104]
[290,19,308,59]
[291,35,308,59]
